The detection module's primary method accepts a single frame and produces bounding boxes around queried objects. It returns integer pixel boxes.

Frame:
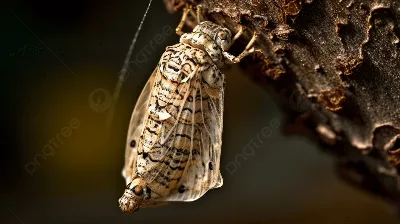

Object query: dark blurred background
[2,0,399,223]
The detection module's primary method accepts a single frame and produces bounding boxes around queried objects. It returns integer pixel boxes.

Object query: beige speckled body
[119,17,258,213]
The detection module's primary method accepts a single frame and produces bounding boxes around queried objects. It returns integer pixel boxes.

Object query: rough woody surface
[164,0,400,210]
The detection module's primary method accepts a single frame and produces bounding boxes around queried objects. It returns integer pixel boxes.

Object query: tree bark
[164,0,400,211]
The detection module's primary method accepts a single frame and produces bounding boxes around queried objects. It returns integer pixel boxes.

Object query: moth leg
[176,4,191,36]
[231,25,244,45]
[223,31,262,64]
[187,4,203,23]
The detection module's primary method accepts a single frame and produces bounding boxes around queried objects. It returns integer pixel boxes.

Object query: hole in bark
[388,138,400,154]
[393,138,400,150]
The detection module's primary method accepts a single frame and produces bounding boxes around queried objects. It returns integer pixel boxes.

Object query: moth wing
[122,68,158,185]
[137,76,194,194]
[164,74,225,202]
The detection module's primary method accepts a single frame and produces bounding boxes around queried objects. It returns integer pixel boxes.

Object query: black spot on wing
[209,162,214,171]
[130,140,136,148]
[178,185,186,193]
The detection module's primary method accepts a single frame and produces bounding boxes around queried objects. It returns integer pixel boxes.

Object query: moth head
[194,21,232,51]
[119,177,150,213]
[214,28,232,51]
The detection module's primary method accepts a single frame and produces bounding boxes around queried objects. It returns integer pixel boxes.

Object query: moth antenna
[106,0,154,127]
[196,5,203,23]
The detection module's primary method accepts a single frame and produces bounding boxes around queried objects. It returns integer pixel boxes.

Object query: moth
[119,4,259,213]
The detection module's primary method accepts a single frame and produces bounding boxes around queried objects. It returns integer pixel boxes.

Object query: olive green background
[2,0,399,223]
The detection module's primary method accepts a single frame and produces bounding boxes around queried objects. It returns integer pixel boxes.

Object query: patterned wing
[163,64,225,201]
[132,44,225,202]
[122,69,157,185]
[135,60,195,197]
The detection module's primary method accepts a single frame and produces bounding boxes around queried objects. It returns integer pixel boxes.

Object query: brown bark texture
[164,0,400,210]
